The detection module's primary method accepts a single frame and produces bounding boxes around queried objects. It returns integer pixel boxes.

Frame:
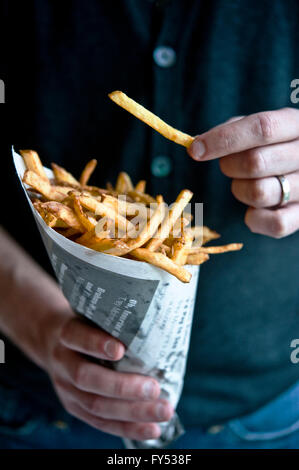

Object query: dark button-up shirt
[2,0,299,427]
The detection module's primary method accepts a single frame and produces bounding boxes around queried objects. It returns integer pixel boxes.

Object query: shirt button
[206,425,224,434]
[153,46,176,68]
[52,420,69,430]
[151,155,172,177]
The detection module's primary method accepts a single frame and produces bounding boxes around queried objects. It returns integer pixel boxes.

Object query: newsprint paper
[13,147,200,448]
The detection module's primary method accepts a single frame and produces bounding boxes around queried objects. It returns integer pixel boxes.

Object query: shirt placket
[149,1,183,201]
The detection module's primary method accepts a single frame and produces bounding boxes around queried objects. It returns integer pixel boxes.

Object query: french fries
[146,189,193,252]
[72,195,97,232]
[135,180,146,193]
[78,194,135,234]
[191,243,244,254]
[23,170,66,202]
[171,230,194,266]
[125,195,166,251]
[80,159,97,186]
[186,253,210,265]
[20,149,49,182]
[33,201,67,228]
[51,163,80,186]
[38,201,85,232]
[115,172,134,193]
[22,149,243,282]
[109,91,194,148]
[131,248,192,283]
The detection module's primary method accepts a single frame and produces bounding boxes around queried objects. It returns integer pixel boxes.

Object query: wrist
[36,305,72,372]
[0,228,73,370]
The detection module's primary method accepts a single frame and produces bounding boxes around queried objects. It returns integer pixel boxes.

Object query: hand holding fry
[188,108,299,238]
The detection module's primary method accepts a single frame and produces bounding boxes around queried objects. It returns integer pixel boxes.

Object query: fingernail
[156,403,170,421]
[142,380,156,399]
[189,139,206,160]
[104,340,118,359]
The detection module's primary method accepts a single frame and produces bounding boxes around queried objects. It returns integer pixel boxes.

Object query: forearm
[0,226,72,369]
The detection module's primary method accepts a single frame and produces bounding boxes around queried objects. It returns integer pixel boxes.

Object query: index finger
[188,108,299,161]
[60,317,125,361]
[64,350,161,400]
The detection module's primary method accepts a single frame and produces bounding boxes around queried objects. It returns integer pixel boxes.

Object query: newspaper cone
[13,147,200,448]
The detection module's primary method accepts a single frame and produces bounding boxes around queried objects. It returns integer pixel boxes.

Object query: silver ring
[276,175,290,207]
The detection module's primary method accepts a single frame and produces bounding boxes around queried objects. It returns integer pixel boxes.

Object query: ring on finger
[275,175,291,207]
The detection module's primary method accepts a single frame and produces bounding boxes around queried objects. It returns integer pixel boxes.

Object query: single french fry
[84,238,131,256]
[146,189,193,252]
[51,163,80,186]
[171,230,193,266]
[115,172,134,193]
[135,180,146,193]
[72,196,97,232]
[109,91,194,148]
[51,185,81,196]
[194,243,243,254]
[23,170,66,202]
[131,248,192,283]
[80,159,97,185]
[20,149,49,182]
[40,202,84,232]
[186,253,210,265]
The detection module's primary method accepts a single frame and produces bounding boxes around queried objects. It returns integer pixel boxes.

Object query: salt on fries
[108,91,195,148]
[20,149,243,283]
